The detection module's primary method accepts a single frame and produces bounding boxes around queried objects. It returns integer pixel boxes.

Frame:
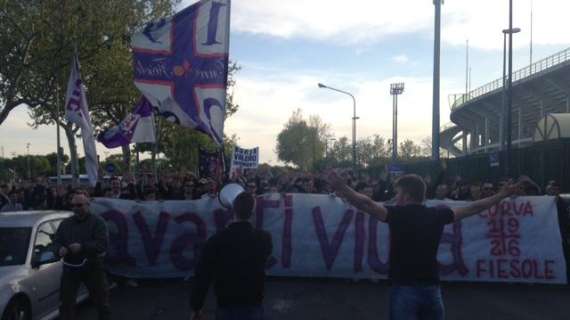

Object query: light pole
[502,27,521,152]
[390,83,405,162]
[26,143,31,180]
[318,83,358,168]
[505,0,520,177]
[432,0,443,161]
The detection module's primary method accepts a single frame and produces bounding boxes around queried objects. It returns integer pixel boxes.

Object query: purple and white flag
[131,0,231,145]
[98,97,156,148]
[65,55,98,186]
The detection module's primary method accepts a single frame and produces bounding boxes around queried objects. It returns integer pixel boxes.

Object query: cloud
[440,0,566,50]
[231,0,432,44]
[393,54,409,64]
[225,64,463,163]
[182,0,570,50]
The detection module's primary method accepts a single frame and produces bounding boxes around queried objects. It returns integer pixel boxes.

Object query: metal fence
[451,47,570,111]
[399,139,570,192]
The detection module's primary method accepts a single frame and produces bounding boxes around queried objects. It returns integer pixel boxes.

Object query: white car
[0,211,88,320]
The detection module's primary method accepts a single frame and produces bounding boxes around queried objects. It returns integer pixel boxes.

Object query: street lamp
[318,83,358,168]
[504,0,521,177]
[26,143,31,180]
[501,27,520,151]
[390,83,405,162]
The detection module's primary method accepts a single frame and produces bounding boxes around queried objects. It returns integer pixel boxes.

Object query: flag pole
[222,0,232,183]
[135,143,140,183]
[152,113,161,185]
[56,84,62,185]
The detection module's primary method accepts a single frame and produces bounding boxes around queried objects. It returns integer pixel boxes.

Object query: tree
[45,152,70,175]
[0,0,54,125]
[357,135,390,168]
[327,136,352,167]
[399,139,421,160]
[419,137,430,157]
[1,0,178,179]
[420,136,446,158]
[0,155,52,179]
[276,110,329,170]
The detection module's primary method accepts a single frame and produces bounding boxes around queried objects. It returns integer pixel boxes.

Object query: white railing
[451,47,570,111]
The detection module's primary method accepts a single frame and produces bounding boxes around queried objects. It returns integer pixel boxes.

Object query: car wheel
[1,299,30,320]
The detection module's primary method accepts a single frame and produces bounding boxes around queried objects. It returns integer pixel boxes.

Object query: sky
[1,0,570,164]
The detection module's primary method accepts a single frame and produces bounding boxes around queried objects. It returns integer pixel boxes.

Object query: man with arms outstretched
[328,172,518,320]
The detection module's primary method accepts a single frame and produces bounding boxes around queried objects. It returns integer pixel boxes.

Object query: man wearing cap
[0,184,11,211]
[190,192,273,320]
[54,190,110,320]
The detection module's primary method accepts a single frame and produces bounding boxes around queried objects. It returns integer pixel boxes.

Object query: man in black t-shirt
[328,172,517,320]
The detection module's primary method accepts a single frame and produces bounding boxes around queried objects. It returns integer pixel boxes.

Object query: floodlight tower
[390,83,405,162]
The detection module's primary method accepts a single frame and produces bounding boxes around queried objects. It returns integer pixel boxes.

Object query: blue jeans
[390,286,445,320]
[216,305,264,320]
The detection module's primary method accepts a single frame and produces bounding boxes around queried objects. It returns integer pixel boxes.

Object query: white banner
[91,195,567,284]
[229,146,259,177]
[64,55,98,186]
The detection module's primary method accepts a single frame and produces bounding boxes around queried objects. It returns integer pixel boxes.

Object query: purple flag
[131,0,231,145]
[98,97,156,148]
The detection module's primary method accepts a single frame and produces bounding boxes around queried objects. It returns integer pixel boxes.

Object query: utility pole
[432,0,443,161]
[505,0,520,177]
[26,143,31,180]
[466,40,469,99]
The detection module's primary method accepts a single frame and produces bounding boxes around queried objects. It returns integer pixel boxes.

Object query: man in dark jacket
[0,184,10,210]
[191,192,273,320]
[54,190,110,320]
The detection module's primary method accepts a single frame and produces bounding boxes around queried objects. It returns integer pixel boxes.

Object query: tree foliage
[276,109,330,170]
[0,155,52,181]
[399,139,422,160]
[0,0,179,177]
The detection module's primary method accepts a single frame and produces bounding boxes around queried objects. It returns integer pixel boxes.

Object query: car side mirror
[32,250,59,268]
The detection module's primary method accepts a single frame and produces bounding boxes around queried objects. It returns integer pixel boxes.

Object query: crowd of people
[3,167,568,252]
[1,168,569,320]
[0,168,568,211]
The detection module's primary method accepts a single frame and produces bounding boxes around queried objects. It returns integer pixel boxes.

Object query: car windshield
[0,227,31,266]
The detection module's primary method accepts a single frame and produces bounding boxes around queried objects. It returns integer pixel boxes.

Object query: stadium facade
[441,47,570,157]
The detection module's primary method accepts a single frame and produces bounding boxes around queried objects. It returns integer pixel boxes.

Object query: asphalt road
[75,278,570,320]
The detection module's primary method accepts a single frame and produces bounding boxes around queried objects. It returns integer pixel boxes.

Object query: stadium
[435,47,570,190]
[442,47,570,156]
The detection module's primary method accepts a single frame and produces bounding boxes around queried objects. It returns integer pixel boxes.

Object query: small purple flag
[98,97,156,149]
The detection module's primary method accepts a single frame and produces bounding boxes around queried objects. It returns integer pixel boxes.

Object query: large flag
[98,97,156,148]
[65,55,98,186]
[131,0,231,145]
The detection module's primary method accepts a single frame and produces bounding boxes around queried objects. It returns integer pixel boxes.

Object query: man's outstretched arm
[453,183,519,221]
[328,171,388,222]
